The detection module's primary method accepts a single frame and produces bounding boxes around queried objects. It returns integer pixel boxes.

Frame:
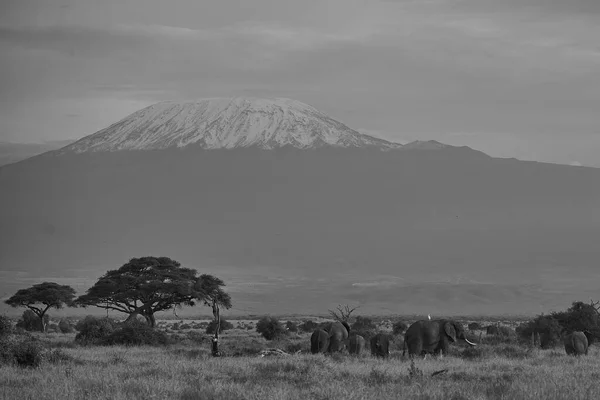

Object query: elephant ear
[444,322,457,342]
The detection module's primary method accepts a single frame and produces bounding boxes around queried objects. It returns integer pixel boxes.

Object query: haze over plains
[1,0,600,167]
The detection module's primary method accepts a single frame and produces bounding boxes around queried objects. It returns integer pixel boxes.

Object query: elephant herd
[309,319,593,358]
[310,318,478,358]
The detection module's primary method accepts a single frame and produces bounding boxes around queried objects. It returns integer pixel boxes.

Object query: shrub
[0,315,13,336]
[45,348,74,364]
[256,316,288,340]
[299,320,318,333]
[516,315,562,349]
[47,323,59,333]
[0,336,44,368]
[351,316,377,340]
[551,301,600,344]
[486,325,499,335]
[16,310,49,332]
[468,322,483,331]
[393,321,408,335]
[185,331,206,344]
[101,320,168,346]
[75,316,117,344]
[205,319,234,334]
[58,319,74,334]
[285,321,298,333]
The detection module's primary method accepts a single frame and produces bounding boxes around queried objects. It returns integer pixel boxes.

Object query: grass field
[2,323,600,400]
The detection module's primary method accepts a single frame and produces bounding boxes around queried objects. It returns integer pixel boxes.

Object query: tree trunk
[211,301,221,357]
[38,315,46,333]
[125,311,140,324]
[144,313,156,328]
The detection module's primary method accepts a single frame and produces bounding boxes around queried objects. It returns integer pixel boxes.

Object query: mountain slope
[1,146,599,316]
[0,140,74,166]
[1,97,599,316]
[57,97,399,153]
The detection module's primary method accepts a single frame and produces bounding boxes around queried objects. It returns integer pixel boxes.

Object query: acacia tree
[75,256,231,327]
[194,274,232,356]
[4,282,76,332]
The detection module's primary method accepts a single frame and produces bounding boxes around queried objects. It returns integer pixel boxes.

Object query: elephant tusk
[464,337,477,346]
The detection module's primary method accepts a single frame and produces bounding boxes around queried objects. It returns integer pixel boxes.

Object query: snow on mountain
[58,97,401,153]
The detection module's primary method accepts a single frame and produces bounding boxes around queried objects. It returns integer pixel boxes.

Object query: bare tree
[328,304,359,322]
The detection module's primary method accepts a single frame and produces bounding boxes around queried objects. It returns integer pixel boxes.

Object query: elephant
[563,331,588,356]
[326,321,351,353]
[403,319,476,358]
[348,334,366,355]
[370,333,391,358]
[310,329,330,354]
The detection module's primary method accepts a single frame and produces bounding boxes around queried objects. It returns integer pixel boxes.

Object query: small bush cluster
[74,316,169,346]
[75,316,117,344]
[0,335,45,368]
[102,320,169,346]
[0,315,13,336]
[299,320,318,333]
[285,321,298,333]
[256,316,288,340]
[468,322,483,331]
[516,315,562,349]
[58,319,74,333]
[205,319,234,334]
[15,310,49,332]
[351,316,377,340]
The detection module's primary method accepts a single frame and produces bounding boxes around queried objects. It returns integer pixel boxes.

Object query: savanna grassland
[2,320,600,400]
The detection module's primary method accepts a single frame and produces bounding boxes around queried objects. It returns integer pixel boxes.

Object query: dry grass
[2,327,600,400]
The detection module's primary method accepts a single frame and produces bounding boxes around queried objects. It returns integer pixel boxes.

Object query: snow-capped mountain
[59,97,401,153]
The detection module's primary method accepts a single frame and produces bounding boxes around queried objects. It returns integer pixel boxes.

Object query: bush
[551,301,600,344]
[0,315,13,336]
[0,336,44,368]
[75,316,117,344]
[285,321,298,333]
[58,319,74,334]
[16,310,49,332]
[351,316,377,340]
[101,320,169,346]
[299,320,318,333]
[468,322,483,331]
[516,315,562,349]
[256,316,288,340]
[185,331,206,344]
[205,319,234,334]
[393,321,408,335]
[486,325,499,335]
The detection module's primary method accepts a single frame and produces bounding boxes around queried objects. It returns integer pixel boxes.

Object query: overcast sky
[1,0,599,166]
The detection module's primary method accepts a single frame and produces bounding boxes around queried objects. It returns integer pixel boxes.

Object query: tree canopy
[4,282,76,332]
[75,256,232,327]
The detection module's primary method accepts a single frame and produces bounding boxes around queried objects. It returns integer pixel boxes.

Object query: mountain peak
[401,140,450,150]
[58,97,401,154]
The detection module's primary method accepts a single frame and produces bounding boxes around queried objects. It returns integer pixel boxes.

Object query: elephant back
[564,331,588,355]
[349,334,365,354]
[310,329,329,354]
